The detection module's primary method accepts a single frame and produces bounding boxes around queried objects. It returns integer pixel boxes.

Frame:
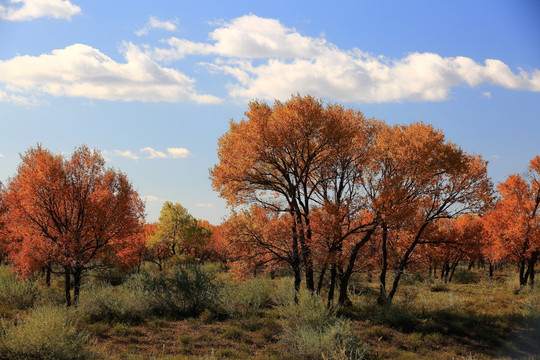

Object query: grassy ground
[0,265,538,359]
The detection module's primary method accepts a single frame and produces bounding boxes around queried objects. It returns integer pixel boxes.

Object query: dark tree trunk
[448,261,459,283]
[377,223,390,305]
[291,220,302,303]
[488,262,494,278]
[327,263,337,307]
[338,225,377,306]
[387,222,429,302]
[519,261,527,287]
[45,263,51,287]
[468,261,474,271]
[317,260,328,295]
[73,266,83,305]
[64,266,71,307]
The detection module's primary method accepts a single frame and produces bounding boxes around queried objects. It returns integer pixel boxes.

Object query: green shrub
[0,266,39,309]
[430,280,449,293]
[76,283,156,323]
[125,264,219,316]
[279,291,368,360]
[452,268,478,284]
[0,306,90,360]
[219,277,275,319]
[378,304,418,332]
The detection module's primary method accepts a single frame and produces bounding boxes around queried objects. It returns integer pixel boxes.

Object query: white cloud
[140,146,167,159]
[0,89,38,106]
[483,91,492,99]
[0,0,81,21]
[167,147,193,158]
[136,16,178,36]
[142,195,164,202]
[105,147,192,160]
[152,14,540,103]
[0,153,4,158]
[106,150,139,160]
[195,203,214,208]
[0,42,221,104]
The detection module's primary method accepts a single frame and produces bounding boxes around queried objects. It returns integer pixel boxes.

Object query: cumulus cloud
[152,14,540,103]
[106,147,192,160]
[136,16,178,36]
[195,203,214,208]
[0,0,81,21]
[0,42,221,104]
[167,147,192,158]
[106,150,139,160]
[140,146,167,159]
[141,195,164,202]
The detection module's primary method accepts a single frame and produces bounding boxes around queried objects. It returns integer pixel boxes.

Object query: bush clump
[0,306,91,360]
[219,277,275,319]
[452,268,478,284]
[278,291,368,360]
[75,283,156,324]
[0,265,39,310]
[126,264,219,316]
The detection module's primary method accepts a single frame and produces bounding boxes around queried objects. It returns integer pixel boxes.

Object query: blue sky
[0,0,539,224]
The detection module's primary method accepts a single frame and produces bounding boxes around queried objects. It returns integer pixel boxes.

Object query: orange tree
[484,156,540,287]
[3,145,145,305]
[366,123,492,305]
[211,95,374,293]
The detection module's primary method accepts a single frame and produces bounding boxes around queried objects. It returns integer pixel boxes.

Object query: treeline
[0,95,538,308]
[210,95,539,306]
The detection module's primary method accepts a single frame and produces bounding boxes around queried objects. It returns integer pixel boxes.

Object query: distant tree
[483,156,540,287]
[3,145,145,306]
[151,202,213,265]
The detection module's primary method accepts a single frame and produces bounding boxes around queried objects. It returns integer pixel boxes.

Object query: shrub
[430,280,449,293]
[76,283,156,323]
[279,291,368,360]
[125,264,219,316]
[378,304,418,332]
[0,306,90,360]
[219,277,275,319]
[0,266,39,309]
[452,268,478,284]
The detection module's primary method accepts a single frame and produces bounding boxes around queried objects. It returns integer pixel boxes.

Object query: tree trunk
[291,219,302,303]
[327,263,337,307]
[387,222,429,302]
[338,225,377,306]
[377,223,390,305]
[488,262,494,278]
[317,260,328,295]
[64,266,71,307]
[448,261,459,283]
[45,263,51,287]
[73,266,83,305]
[519,260,527,287]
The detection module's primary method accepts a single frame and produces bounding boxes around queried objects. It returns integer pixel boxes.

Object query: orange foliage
[3,145,145,304]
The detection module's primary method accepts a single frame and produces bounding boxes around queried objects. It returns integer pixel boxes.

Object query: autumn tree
[3,145,145,306]
[150,201,212,265]
[223,206,297,280]
[211,95,374,293]
[368,123,492,305]
[483,156,540,287]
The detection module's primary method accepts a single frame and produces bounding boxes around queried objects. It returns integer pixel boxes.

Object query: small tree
[4,145,145,306]
[483,156,540,287]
